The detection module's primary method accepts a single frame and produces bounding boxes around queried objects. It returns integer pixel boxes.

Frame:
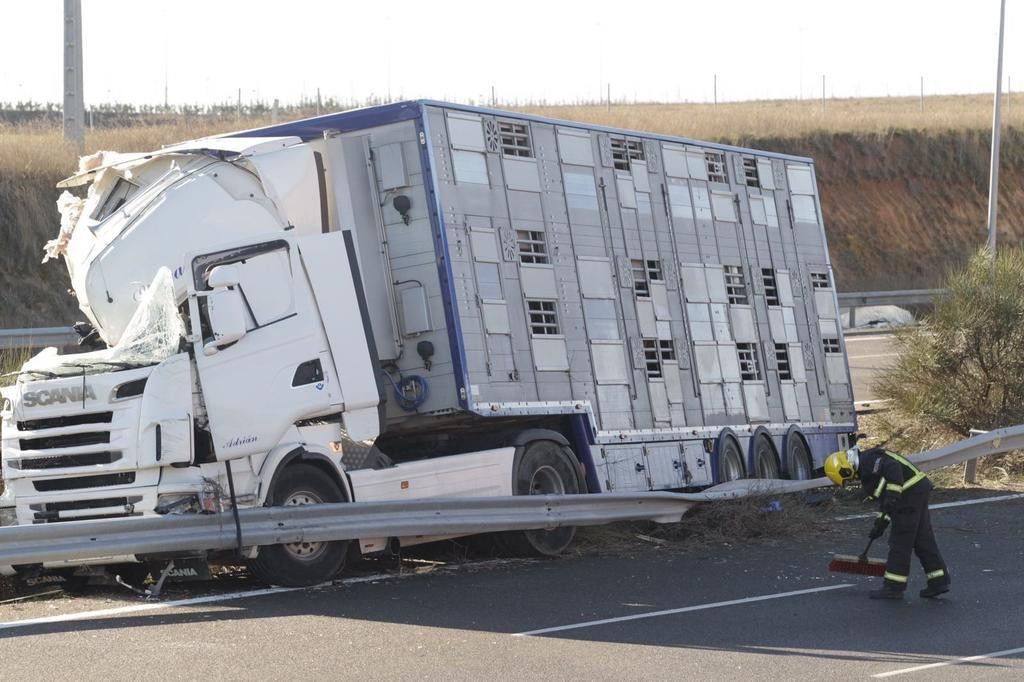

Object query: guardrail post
[965,429,986,484]
[848,307,857,329]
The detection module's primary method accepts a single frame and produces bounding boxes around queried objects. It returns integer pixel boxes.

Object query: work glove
[868,516,890,540]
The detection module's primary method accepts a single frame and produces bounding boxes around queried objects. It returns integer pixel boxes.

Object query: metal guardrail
[837,289,947,327]
[0,327,78,351]
[1,424,1022,568]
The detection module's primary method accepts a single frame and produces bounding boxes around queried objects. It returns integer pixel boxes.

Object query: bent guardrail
[1,425,1021,569]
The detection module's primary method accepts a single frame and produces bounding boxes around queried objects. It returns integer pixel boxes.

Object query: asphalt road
[845,331,897,404]
[1,490,1021,680]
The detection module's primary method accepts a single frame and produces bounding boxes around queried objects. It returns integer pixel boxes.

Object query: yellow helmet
[824,448,859,486]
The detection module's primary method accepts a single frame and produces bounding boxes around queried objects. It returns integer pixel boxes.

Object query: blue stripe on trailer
[415,107,471,410]
[230,101,422,140]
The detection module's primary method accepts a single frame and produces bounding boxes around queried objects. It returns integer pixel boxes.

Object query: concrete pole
[986,0,1007,254]
[713,74,718,107]
[62,0,85,150]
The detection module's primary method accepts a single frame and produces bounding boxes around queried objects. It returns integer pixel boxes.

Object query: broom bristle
[829,554,887,576]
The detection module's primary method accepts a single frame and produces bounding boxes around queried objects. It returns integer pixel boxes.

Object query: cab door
[185,237,337,460]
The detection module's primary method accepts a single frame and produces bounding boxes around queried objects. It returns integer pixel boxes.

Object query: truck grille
[18,411,113,431]
[43,497,129,512]
[33,472,135,492]
[20,432,110,450]
[14,451,122,470]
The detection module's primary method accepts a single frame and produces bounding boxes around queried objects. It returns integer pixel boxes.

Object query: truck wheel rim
[529,465,565,495]
[283,491,327,561]
[723,448,743,481]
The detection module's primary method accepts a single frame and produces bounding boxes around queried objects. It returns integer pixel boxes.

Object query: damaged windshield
[18,267,184,380]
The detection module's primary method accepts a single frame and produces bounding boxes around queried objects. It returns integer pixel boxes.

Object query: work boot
[919,575,951,599]
[869,582,905,600]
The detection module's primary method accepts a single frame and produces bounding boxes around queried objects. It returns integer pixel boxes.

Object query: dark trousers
[884,483,947,589]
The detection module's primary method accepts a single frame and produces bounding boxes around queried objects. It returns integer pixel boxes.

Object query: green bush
[876,246,1024,437]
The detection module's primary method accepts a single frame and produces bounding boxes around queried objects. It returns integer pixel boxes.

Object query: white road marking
[835,493,1024,520]
[512,584,853,637]
[848,353,898,360]
[0,571,403,631]
[844,335,895,343]
[872,645,1024,677]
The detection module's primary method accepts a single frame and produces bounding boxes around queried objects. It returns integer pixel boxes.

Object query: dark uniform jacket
[857,447,931,517]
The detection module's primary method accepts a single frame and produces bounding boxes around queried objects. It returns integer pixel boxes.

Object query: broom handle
[858,537,876,563]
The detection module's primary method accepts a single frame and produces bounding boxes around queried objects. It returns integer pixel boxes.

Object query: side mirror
[203,287,247,356]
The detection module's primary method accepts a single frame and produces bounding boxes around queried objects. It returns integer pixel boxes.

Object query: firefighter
[824,446,950,600]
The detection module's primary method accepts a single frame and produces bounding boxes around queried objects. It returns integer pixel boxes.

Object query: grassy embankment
[3,94,1023,328]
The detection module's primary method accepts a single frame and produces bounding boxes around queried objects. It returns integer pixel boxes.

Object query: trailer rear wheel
[498,441,582,557]
[249,463,349,587]
[786,435,813,481]
[752,434,781,479]
[717,437,746,483]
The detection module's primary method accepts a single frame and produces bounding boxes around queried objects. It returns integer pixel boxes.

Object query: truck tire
[498,440,582,557]
[751,434,781,479]
[249,463,349,587]
[717,437,746,483]
[786,434,813,481]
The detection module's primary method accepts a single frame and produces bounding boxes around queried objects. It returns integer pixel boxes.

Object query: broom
[829,536,887,576]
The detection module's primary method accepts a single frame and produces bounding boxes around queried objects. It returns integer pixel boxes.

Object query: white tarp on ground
[19,267,183,378]
[841,305,915,329]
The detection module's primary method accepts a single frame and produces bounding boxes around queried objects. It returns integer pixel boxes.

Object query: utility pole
[713,74,718,106]
[62,0,85,150]
[986,0,1007,254]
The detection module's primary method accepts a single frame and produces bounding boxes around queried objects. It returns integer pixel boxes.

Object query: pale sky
[0,0,1017,106]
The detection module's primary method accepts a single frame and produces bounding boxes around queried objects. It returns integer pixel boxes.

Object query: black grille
[20,432,110,451]
[18,412,113,431]
[33,472,135,492]
[17,451,121,470]
[44,497,128,512]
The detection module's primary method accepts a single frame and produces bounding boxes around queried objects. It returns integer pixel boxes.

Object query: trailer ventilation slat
[33,472,135,492]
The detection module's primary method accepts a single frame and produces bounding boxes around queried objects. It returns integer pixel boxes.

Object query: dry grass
[524,93,1024,142]
[1,92,1018,177]
[0,118,275,177]
[574,492,834,558]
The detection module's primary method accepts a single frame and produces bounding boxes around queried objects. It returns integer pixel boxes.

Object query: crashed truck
[0,101,855,586]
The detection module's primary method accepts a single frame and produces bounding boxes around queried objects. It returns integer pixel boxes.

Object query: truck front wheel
[498,440,583,557]
[249,463,349,587]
